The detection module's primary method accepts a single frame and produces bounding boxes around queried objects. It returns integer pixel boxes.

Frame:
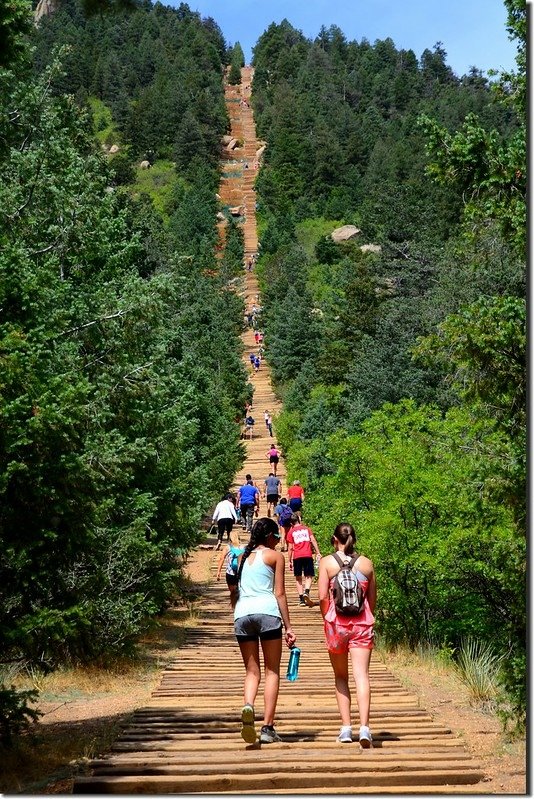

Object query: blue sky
[181,0,518,78]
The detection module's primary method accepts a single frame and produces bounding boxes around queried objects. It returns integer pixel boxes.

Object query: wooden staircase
[73,66,485,795]
[74,576,484,793]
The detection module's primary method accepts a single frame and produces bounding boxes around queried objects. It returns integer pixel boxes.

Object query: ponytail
[332,522,356,555]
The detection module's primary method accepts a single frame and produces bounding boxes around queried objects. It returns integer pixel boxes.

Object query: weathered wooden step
[74,766,485,793]
[86,758,483,778]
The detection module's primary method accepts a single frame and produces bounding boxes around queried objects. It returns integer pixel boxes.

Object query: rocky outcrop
[139,160,151,169]
[360,244,382,254]
[34,0,58,23]
[331,225,361,242]
[109,144,119,154]
[226,138,239,151]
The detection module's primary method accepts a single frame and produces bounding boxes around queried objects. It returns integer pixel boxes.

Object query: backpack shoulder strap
[333,552,358,569]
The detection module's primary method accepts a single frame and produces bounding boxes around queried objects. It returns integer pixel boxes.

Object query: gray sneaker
[337,725,353,743]
[260,725,282,743]
[240,704,256,743]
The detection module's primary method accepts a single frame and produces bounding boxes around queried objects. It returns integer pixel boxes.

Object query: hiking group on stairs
[213,65,376,754]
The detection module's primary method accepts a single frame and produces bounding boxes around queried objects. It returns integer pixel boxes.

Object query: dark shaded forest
[0,0,526,741]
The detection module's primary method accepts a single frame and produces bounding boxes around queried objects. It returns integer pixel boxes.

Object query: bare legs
[328,647,372,728]
[350,647,372,727]
[238,637,282,726]
[294,574,312,596]
[328,652,351,726]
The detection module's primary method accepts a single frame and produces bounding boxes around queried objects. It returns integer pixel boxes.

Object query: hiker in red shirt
[286,480,304,519]
[286,515,321,606]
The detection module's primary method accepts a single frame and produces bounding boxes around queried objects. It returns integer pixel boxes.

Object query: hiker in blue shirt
[274,498,293,552]
[237,475,260,533]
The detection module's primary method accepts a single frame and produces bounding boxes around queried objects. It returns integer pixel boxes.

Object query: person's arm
[367,561,376,613]
[216,546,229,580]
[254,488,260,510]
[287,540,294,569]
[212,504,219,522]
[318,556,331,619]
[309,532,321,557]
[270,551,296,648]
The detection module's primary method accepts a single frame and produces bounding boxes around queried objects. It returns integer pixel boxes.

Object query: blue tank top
[234,549,281,620]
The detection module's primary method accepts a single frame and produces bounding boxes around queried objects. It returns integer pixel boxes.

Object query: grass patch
[87,96,120,148]
[295,217,343,258]
[455,637,504,707]
[131,160,181,221]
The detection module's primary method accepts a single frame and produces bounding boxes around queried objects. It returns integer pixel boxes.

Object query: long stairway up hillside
[73,67,486,795]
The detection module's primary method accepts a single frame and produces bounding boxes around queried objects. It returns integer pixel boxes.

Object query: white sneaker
[359,725,372,748]
[337,725,352,743]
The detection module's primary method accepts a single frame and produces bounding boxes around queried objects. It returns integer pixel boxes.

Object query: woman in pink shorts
[318,522,376,748]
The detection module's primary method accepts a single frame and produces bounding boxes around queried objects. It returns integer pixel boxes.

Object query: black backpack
[331,553,365,616]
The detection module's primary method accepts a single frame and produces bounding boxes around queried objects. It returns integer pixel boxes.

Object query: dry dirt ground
[5,546,526,796]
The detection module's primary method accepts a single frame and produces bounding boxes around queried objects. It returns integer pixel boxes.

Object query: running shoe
[359,725,373,748]
[240,704,256,743]
[260,725,282,743]
[337,725,352,743]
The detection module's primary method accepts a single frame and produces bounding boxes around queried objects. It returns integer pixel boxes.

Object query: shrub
[0,684,41,747]
[455,637,504,706]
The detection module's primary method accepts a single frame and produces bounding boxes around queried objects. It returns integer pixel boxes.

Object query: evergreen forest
[0,0,526,743]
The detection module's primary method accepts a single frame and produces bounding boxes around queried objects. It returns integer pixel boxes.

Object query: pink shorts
[324,618,374,654]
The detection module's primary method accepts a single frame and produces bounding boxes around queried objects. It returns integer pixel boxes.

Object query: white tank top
[233,548,281,620]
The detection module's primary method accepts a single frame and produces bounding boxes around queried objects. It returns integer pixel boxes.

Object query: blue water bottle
[286,646,301,681]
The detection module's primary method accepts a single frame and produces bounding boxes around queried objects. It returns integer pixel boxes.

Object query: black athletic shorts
[293,556,315,578]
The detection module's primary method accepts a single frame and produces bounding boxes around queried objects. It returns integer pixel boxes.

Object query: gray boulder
[331,225,361,242]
